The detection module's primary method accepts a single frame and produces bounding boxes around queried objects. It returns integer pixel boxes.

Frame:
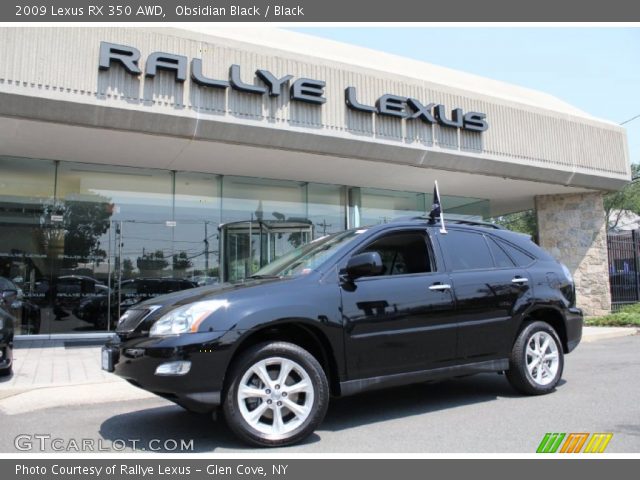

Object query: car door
[438,229,532,361]
[341,229,457,379]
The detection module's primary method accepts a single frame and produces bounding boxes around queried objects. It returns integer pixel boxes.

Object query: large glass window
[307,184,346,238]
[52,162,174,333]
[1,156,491,335]
[358,188,427,226]
[219,177,346,282]
[355,186,490,227]
[174,172,221,286]
[0,157,56,335]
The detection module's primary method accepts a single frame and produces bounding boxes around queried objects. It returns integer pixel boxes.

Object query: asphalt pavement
[0,334,638,453]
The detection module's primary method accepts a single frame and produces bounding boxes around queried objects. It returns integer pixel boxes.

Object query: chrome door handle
[511,277,529,284]
[429,283,452,291]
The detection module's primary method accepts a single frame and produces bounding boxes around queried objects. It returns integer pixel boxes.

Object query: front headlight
[0,318,3,330]
[560,263,574,284]
[149,300,228,336]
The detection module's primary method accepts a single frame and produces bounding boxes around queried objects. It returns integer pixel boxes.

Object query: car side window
[496,238,535,266]
[487,237,516,268]
[444,230,494,271]
[359,231,433,276]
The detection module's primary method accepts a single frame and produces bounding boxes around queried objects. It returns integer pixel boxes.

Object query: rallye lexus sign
[99,42,488,132]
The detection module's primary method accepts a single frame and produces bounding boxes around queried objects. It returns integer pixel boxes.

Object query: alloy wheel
[525,331,560,386]
[237,357,315,437]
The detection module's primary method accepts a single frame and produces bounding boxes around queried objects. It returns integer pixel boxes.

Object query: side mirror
[345,252,384,280]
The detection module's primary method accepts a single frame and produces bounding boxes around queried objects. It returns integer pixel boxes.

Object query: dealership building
[0,27,630,338]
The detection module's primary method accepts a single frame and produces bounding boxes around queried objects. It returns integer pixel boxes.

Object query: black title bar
[2,0,640,22]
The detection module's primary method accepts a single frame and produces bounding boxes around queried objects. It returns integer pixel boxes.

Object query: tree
[137,250,168,275]
[172,251,193,271]
[38,197,113,268]
[604,163,640,230]
[490,210,538,239]
[122,258,134,279]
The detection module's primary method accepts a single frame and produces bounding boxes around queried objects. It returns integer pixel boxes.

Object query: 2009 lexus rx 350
[103,218,582,447]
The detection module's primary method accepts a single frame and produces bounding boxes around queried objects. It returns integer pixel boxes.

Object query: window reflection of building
[0,156,489,335]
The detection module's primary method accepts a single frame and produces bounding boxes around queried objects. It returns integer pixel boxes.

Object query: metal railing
[607,230,640,310]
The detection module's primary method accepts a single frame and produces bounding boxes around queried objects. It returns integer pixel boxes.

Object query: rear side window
[496,238,535,266]
[487,237,516,268]
[444,230,494,271]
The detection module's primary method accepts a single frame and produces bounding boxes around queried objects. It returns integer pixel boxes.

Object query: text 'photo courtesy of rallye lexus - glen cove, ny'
[102,185,583,447]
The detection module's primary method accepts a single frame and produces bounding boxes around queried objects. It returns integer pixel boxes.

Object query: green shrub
[586,303,640,326]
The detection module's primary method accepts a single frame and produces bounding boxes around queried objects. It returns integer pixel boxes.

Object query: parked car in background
[0,288,16,375]
[76,278,198,330]
[103,218,582,447]
[0,277,41,335]
[191,276,220,287]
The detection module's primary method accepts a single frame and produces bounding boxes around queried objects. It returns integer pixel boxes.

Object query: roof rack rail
[392,215,505,230]
[443,219,505,230]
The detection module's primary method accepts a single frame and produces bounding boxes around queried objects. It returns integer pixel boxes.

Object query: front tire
[223,341,329,447]
[506,321,564,395]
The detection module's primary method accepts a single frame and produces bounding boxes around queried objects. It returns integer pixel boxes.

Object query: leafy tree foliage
[490,210,538,239]
[172,251,193,271]
[604,163,640,230]
[137,249,168,274]
[39,197,112,268]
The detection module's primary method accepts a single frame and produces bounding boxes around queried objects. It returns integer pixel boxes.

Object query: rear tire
[506,321,564,395]
[223,341,329,447]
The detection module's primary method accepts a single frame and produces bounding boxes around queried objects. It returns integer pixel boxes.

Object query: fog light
[155,361,191,376]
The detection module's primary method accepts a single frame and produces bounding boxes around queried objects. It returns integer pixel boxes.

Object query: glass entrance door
[220,220,314,282]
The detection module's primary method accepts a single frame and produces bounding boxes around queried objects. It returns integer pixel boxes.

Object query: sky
[291,27,640,166]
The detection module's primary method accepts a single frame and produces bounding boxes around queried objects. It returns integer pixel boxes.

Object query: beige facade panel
[0,27,631,186]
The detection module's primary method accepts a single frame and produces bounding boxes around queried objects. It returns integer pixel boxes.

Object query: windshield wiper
[247,274,281,280]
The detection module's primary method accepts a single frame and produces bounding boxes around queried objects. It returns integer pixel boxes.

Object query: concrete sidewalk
[0,326,636,414]
[0,339,155,415]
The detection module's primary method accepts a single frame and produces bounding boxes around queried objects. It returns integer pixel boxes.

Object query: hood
[134,276,296,309]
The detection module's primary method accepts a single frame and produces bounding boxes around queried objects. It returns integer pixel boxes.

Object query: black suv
[103,218,582,447]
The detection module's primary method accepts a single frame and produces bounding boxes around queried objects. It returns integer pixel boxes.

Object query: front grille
[116,308,152,332]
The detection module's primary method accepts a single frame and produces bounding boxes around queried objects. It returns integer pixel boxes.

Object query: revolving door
[219,220,314,282]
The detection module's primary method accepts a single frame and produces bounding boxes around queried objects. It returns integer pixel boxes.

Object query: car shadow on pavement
[99,373,557,451]
[99,405,250,452]
[323,373,544,432]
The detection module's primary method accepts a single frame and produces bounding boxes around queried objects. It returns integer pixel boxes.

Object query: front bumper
[104,330,243,412]
[565,307,583,353]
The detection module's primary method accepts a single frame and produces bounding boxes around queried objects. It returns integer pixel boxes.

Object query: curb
[0,380,157,415]
[581,326,638,343]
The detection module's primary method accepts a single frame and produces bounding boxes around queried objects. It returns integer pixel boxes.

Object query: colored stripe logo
[537,433,613,453]
[584,433,614,453]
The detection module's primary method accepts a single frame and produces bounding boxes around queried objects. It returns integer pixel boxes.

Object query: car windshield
[251,228,367,278]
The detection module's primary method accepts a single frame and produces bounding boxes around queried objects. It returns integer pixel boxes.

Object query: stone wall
[535,192,611,317]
